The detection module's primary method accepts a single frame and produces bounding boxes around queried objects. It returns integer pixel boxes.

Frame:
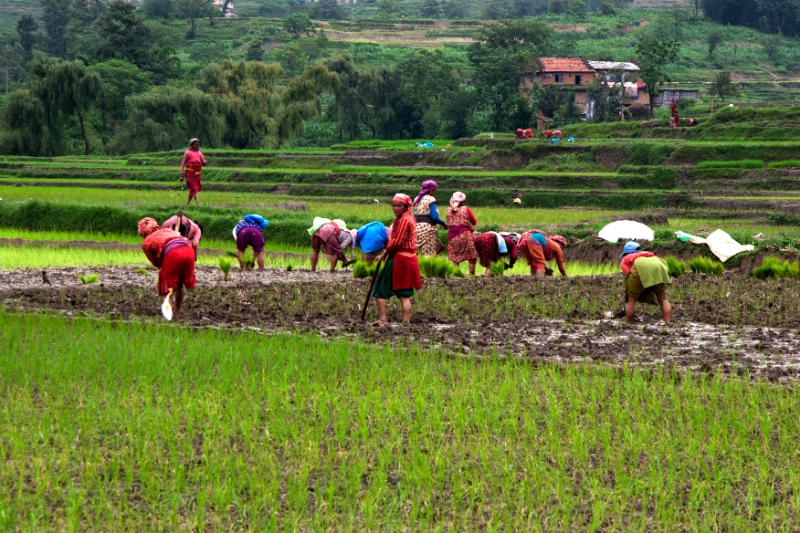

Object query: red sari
[181,149,206,197]
[387,210,422,291]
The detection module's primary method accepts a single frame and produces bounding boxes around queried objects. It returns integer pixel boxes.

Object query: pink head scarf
[393,193,413,211]
[413,180,438,206]
[449,191,466,210]
[138,217,160,237]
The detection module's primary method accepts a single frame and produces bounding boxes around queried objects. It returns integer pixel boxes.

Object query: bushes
[696,160,764,169]
[689,257,724,276]
[665,256,686,277]
[753,256,799,280]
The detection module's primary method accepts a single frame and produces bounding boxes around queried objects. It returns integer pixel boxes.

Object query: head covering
[551,235,567,248]
[138,217,160,237]
[512,198,522,205]
[244,214,268,230]
[449,191,466,210]
[620,241,641,258]
[530,232,548,249]
[332,219,347,231]
[188,138,199,147]
[413,180,438,206]
[392,193,413,210]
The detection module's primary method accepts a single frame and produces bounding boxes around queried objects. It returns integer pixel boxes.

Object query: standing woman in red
[373,194,423,327]
[180,138,207,205]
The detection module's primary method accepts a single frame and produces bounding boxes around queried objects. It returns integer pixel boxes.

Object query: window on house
[554,74,564,83]
[575,75,582,85]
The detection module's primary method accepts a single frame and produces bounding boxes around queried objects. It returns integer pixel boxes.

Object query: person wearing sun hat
[619,241,672,324]
[310,218,355,272]
[372,193,422,327]
[138,217,196,319]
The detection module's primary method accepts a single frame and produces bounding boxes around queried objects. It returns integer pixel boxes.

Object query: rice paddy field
[6,114,800,530]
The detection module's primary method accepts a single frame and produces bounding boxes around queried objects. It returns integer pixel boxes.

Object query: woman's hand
[179,173,184,182]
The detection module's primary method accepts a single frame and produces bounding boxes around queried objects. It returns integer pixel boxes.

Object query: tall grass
[753,256,799,279]
[2,311,800,530]
[689,257,725,276]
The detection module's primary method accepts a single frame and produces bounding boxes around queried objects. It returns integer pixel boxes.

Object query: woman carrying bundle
[474,232,518,277]
[619,242,672,324]
[517,230,568,277]
[446,191,478,276]
[138,217,196,319]
[180,138,207,206]
[413,180,447,256]
[233,214,268,270]
[373,194,422,327]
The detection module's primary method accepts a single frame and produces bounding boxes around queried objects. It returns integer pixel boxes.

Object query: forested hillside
[0,0,798,155]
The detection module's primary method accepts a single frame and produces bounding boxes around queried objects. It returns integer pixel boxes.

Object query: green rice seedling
[286,264,293,271]
[689,257,724,276]
[241,251,255,270]
[696,160,764,169]
[77,273,99,284]
[135,268,150,275]
[418,256,463,278]
[490,261,506,277]
[218,257,233,280]
[753,256,799,279]
[665,256,687,277]
[351,261,376,279]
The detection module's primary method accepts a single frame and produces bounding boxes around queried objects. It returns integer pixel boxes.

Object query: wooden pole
[361,256,384,321]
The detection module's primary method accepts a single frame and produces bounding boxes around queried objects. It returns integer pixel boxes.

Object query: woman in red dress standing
[373,194,423,327]
[180,138,208,205]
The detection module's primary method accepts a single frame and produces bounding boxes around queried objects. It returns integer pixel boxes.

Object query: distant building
[213,0,234,17]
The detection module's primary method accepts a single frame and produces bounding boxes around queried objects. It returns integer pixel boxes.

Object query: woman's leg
[468,260,476,276]
[656,292,672,324]
[376,298,388,326]
[399,297,412,323]
[237,250,245,269]
[484,267,492,278]
[174,284,184,318]
[256,251,265,270]
[625,295,637,323]
[310,249,320,271]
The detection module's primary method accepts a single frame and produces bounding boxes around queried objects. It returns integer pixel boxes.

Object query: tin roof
[587,61,640,71]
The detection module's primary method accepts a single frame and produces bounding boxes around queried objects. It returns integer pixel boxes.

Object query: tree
[707,30,724,58]
[468,20,552,131]
[377,0,400,16]
[246,40,263,61]
[88,59,151,147]
[95,2,152,67]
[548,0,566,13]
[755,0,799,34]
[568,0,588,18]
[760,34,782,59]
[420,0,441,17]
[597,0,616,13]
[143,0,175,19]
[442,0,466,18]
[585,77,623,122]
[636,35,679,116]
[314,0,344,19]
[40,0,72,58]
[2,52,102,155]
[536,83,567,118]
[16,15,37,64]
[708,70,739,101]
[275,63,339,145]
[283,13,315,37]
[177,0,216,35]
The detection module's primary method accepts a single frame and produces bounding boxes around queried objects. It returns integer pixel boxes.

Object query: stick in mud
[361,257,384,321]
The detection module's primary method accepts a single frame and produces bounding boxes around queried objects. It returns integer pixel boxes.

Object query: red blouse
[385,210,417,255]
[620,251,655,275]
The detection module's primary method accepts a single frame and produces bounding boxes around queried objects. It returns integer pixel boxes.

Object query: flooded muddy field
[3,266,800,382]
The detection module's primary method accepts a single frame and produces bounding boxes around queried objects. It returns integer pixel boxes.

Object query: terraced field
[5,107,800,530]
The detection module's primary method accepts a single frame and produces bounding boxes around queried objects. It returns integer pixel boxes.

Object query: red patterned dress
[181,149,207,198]
[373,210,422,299]
[446,206,478,264]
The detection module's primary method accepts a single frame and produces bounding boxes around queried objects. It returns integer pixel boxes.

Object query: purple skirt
[236,226,265,253]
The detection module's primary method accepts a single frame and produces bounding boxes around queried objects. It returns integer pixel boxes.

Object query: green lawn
[1,311,799,531]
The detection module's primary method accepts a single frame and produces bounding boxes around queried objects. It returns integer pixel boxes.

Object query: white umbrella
[598,220,654,243]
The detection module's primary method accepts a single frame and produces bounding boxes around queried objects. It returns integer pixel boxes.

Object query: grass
[665,257,687,277]
[689,257,725,276]
[696,160,765,169]
[3,311,800,530]
[753,256,799,279]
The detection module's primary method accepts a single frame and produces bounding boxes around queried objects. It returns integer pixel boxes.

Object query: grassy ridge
[2,311,799,530]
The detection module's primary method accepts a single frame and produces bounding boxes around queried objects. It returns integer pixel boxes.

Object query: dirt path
[3,267,800,383]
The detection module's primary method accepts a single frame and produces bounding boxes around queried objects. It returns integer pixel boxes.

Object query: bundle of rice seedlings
[418,257,463,278]
[286,264,293,272]
[665,256,687,277]
[689,257,724,276]
[352,261,376,279]
[753,256,799,279]
[241,251,255,270]
[490,261,506,277]
[218,257,233,280]
[78,274,99,284]
[136,269,150,275]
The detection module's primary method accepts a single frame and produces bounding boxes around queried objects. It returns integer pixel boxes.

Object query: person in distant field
[474,232,519,277]
[139,217,196,318]
[233,214,268,270]
[180,138,207,205]
[544,129,553,140]
[524,128,534,138]
[373,194,422,327]
[355,221,388,264]
[515,128,524,139]
[310,219,354,272]
[517,230,568,277]
[446,191,478,276]
[413,180,447,257]
[162,214,202,253]
[671,99,679,128]
[619,241,672,324]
